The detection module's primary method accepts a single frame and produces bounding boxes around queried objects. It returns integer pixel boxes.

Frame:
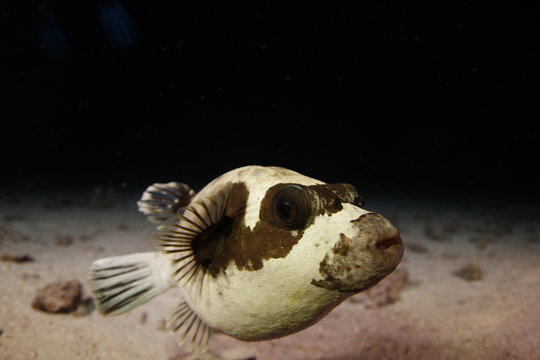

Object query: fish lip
[375,234,403,250]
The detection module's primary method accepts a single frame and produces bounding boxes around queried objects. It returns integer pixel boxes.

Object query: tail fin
[89,252,174,316]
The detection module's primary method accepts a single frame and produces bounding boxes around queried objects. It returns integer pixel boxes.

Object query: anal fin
[138,182,196,223]
[167,299,213,354]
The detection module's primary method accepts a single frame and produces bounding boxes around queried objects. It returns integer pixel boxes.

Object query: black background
[2,2,538,201]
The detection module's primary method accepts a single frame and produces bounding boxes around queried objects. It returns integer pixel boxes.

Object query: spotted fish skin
[89,166,403,353]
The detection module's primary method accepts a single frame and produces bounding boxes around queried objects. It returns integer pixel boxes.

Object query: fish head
[260,181,404,294]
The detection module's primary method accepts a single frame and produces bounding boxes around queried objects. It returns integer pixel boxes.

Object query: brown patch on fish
[173,176,373,282]
[334,234,351,256]
[202,182,303,276]
[310,254,346,291]
[196,182,363,277]
[308,183,359,217]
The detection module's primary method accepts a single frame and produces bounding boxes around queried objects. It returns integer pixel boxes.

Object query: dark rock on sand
[424,225,450,241]
[0,252,34,263]
[0,225,34,243]
[32,280,82,313]
[468,236,496,250]
[56,234,74,246]
[406,242,429,253]
[454,263,483,281]
[140,312,148,325]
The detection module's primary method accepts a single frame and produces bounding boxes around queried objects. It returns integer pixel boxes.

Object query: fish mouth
[375,233,402,250]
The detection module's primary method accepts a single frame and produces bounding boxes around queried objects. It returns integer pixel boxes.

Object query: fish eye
[272,185,311,230]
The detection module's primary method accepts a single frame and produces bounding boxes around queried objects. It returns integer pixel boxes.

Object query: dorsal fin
[137,182,196,223]
[167,299,213,354]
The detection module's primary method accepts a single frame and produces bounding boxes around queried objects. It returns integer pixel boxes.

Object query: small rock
[140,312,148,325]
[468,236,496,250]
[85,245,105,256]
[157,319,167,331]
[406,242,428,253]
[349,266,409,308]
[0,252,34,263]
[0,225,34,243]
[41,195,74,209]
[424,225,449,241]
[442,222,460,234]
[78,229,101,242]
[56,234,74,246]
[473,221,513,235]
[454,263,483,281]
[22,273,41,280]
[32,280,82,313]
[0,328,3,337]
[118,224,129,231]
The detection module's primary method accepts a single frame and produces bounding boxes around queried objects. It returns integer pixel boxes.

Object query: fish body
[89,166,403,354]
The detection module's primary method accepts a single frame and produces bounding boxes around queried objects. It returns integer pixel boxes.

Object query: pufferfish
[89,166,403,355]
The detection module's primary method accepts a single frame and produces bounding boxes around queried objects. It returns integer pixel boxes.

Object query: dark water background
[2,2,538,203]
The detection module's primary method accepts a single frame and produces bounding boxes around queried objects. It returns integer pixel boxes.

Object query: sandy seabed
[1,192,539,360]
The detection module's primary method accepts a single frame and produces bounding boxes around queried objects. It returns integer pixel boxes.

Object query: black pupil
[278,200,295,221]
